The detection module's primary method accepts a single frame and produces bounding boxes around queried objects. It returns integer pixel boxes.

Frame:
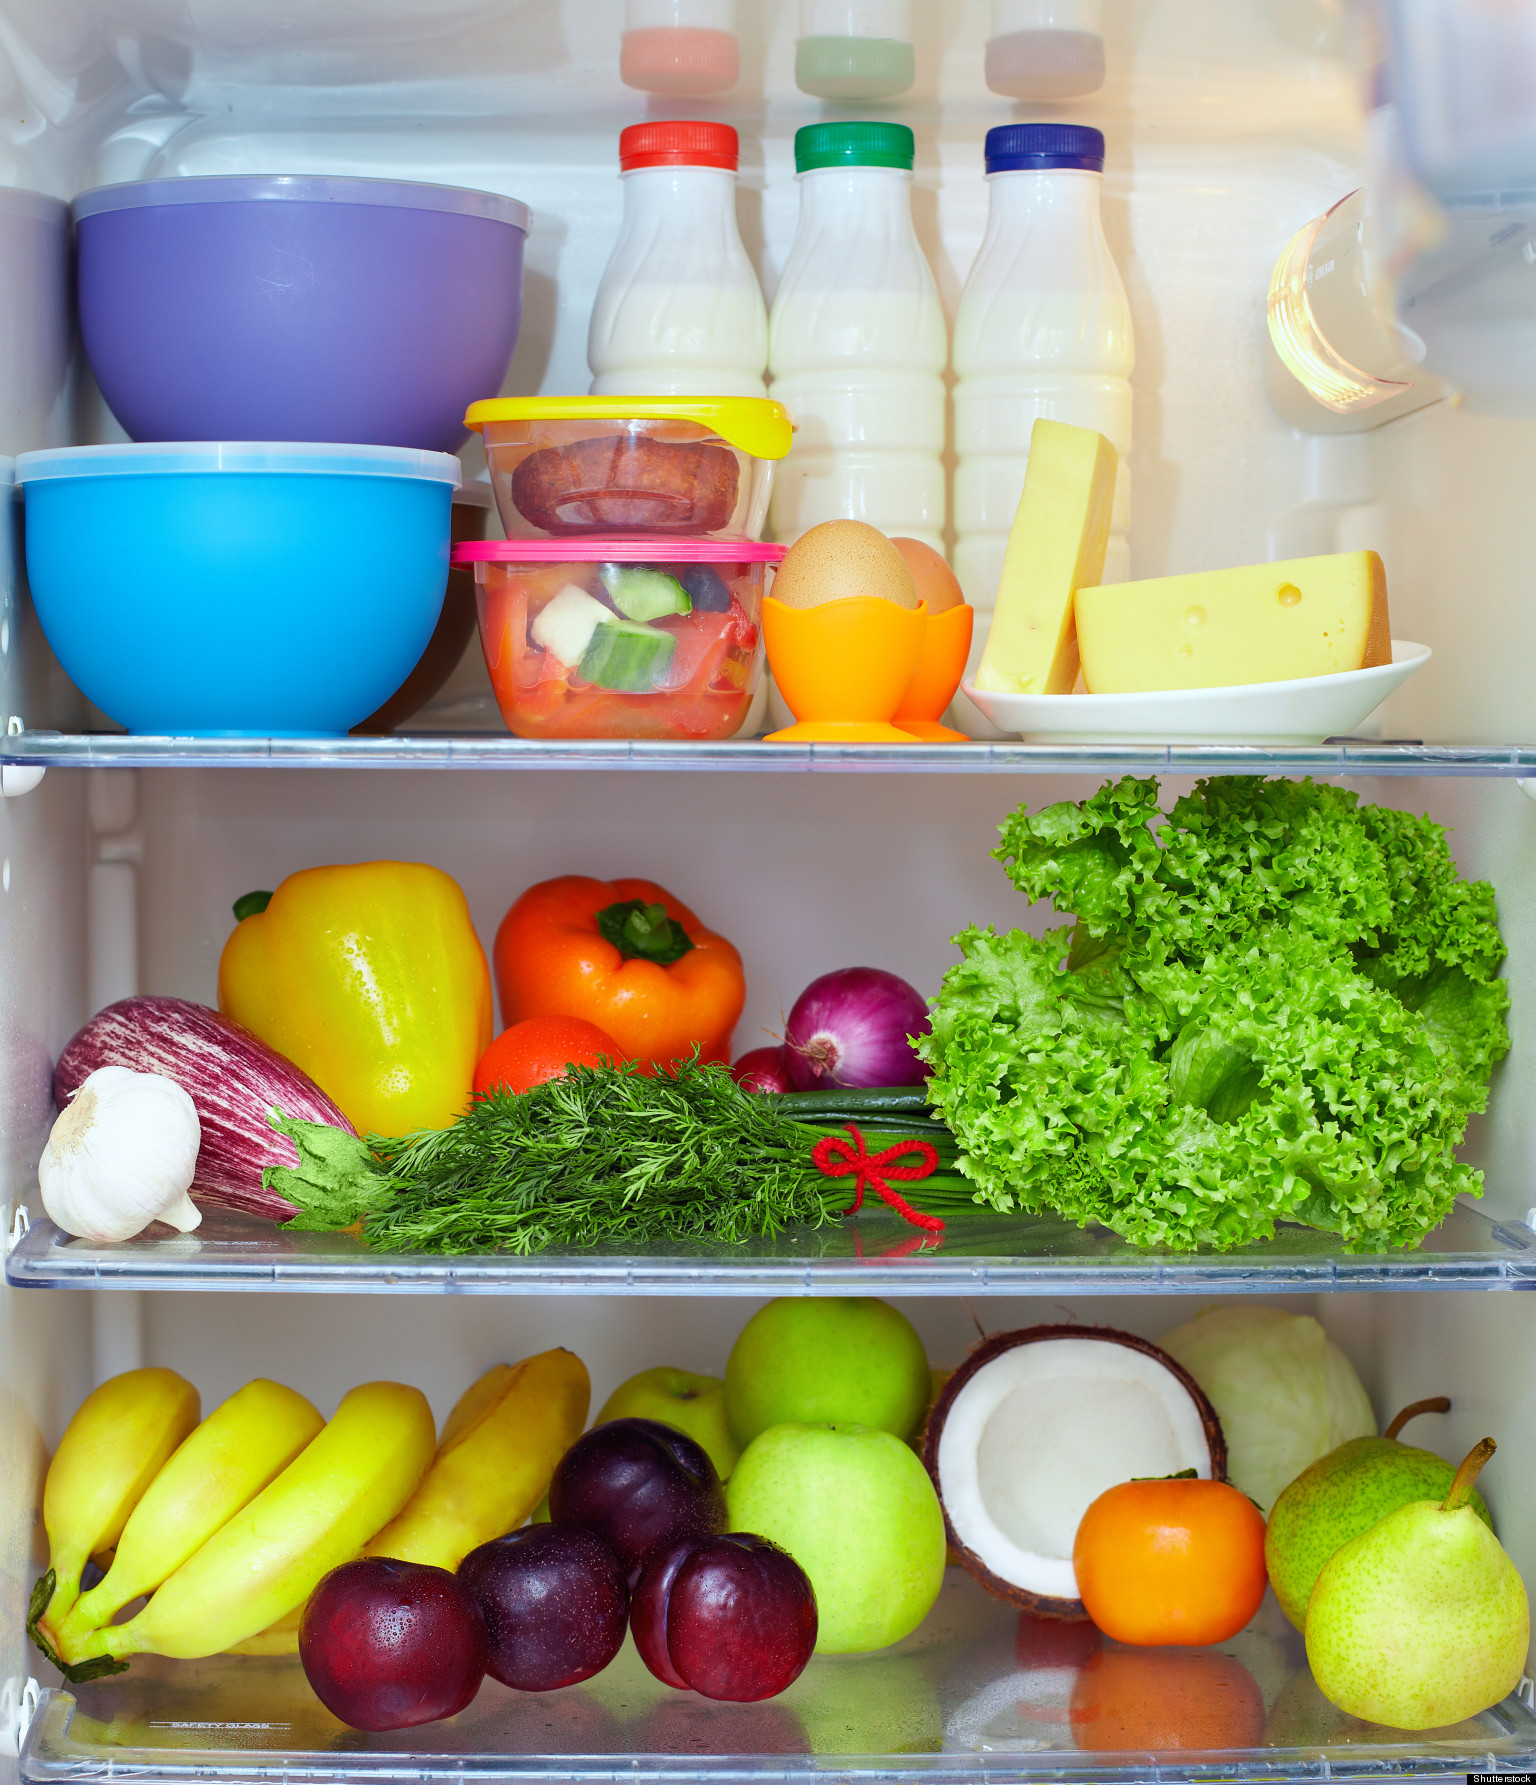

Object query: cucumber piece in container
[600,565,692,622]
[580,619,677,692]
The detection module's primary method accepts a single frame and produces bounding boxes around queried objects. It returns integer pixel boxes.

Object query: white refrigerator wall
[2,0,1536,1765]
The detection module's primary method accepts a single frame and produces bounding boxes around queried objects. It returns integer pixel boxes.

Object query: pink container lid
[454,537,786,564]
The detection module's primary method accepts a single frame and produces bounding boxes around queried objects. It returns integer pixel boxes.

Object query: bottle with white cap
[767,121,947,549]
[588,121,768,399]
[953,121,1133,637]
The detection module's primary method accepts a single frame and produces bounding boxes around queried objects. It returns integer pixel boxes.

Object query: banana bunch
[368,1348,589,1571]
[32,1349,589,1674]
[50,1379,325,1664]
[237,1348,590,1656]
[74,1380,435,1665]
[31,1367,200,1673]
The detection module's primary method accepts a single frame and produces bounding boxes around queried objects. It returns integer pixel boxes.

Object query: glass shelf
[9,1201,1535,1296]
[7,730,1536,775]
[21,1576,1536,1785]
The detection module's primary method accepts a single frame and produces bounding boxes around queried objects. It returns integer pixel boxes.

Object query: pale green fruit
[597,1367,739,1480]
[1159,1306,1375,1512]
[1266,1401,1492,1629]
[726,1421,946,1654]
[724,1297,931,1448]
[1306,1441,1528,1731]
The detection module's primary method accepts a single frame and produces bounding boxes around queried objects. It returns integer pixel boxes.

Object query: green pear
[1265,1397,1492,1629]
[597,1367,739,1480]
[724,1297,931,1448]
[726,1421,947,1654]
[1306,1438,1529,1730]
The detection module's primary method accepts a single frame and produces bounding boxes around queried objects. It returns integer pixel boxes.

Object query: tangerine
[473,1015,621,1097]
[1072,1476,1267,1646]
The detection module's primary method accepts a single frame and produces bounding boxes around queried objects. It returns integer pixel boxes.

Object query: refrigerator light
[1266,189,1446,430]
[1268,200,1414,412]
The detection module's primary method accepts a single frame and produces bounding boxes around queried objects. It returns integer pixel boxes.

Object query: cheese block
[974,419,1118,696]
[1075,551,1391,693]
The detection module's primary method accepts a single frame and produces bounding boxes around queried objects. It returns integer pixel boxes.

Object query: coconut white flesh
[936,1337,1214,1602]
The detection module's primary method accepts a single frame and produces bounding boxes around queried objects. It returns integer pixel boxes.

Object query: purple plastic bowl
[74,175,528,454]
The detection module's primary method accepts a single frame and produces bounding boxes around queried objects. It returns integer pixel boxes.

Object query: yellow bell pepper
[218,861,492,1137]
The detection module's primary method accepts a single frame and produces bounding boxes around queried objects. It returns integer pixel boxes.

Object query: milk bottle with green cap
[767,122,947,549]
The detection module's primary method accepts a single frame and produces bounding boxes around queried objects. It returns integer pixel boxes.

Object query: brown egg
[890,537,965,614]
[770,520,920,611]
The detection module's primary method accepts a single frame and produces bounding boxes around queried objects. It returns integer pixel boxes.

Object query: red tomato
[473,1015,622,1097]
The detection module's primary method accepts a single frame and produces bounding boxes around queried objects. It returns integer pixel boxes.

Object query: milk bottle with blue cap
[953,123,1133,625]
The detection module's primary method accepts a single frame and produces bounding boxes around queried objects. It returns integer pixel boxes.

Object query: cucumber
[600,564,691,622]
[773,1085,933,1121]
[579,619,677,692]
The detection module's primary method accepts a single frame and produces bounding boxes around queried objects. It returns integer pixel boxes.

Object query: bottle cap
[984,123,1105,173]
[794,121,915,173]
[619,120,739,172]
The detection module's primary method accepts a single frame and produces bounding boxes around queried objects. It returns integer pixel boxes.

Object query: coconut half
[923,1324,1226,1619]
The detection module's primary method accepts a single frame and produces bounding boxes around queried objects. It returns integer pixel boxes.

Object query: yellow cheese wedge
[974,418,1118,696]
[1075,551,1391,693]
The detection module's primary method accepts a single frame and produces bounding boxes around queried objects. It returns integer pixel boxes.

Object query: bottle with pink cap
[621,0,738,97]
[587,121,769,400]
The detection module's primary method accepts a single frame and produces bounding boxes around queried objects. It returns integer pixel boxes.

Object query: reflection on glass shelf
[21,1576,1536,1785]
[6,730,1536,775]
[8,1202,1534,1296]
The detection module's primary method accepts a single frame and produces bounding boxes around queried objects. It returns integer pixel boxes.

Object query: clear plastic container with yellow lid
[463,395,792,542]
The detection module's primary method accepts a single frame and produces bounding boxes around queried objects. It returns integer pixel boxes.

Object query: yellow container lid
[463,396,794,461]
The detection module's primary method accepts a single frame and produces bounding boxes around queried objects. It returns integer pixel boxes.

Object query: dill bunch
[356,1057,852,1255]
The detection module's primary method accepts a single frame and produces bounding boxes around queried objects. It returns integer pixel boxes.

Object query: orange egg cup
[763,595,929,743]
[893,602,974,743]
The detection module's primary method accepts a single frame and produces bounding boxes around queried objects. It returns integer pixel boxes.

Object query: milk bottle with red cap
[953,123,1133,610]
[767,121,946,548]
[588,121,768,398]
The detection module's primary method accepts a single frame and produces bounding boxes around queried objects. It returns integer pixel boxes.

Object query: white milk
[768,124,947,549]
[589,128,768,399]
[952,124,1132,737]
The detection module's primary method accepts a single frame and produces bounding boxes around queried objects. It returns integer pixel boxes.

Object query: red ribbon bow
[811,1123,946,1237]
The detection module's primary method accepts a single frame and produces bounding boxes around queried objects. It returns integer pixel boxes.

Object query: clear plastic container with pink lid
[457,537,784,741]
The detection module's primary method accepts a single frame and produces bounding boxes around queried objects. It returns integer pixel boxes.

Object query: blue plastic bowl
[16,443,459,736]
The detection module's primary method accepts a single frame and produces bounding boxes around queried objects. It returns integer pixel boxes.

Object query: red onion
[783,968,931,1092]
[53,997,355,1222]
[730,1047,795,1094]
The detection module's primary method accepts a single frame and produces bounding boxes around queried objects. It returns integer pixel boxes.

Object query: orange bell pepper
[494,876,745,1072]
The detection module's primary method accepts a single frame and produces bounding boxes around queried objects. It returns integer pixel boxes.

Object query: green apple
[724,1297,931,1447]
[597,1366,739,1480]
[726,1421,947,1653]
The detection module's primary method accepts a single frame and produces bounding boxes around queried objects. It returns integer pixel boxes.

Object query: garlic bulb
[39,1065,203,1242]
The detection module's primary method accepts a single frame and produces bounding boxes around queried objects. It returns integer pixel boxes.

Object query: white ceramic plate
[961,640,1431,745]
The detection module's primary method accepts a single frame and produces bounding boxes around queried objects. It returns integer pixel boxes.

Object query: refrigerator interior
[2,0,1536,1778]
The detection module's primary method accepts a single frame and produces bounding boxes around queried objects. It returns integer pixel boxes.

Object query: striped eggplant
[52,997,356,1222]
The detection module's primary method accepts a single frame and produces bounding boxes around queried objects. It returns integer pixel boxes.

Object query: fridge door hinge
[0,1675,41,1758]
[5,1202,30,1258]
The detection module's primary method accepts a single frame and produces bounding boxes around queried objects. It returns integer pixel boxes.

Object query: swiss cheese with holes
[1074,551,1391,693]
